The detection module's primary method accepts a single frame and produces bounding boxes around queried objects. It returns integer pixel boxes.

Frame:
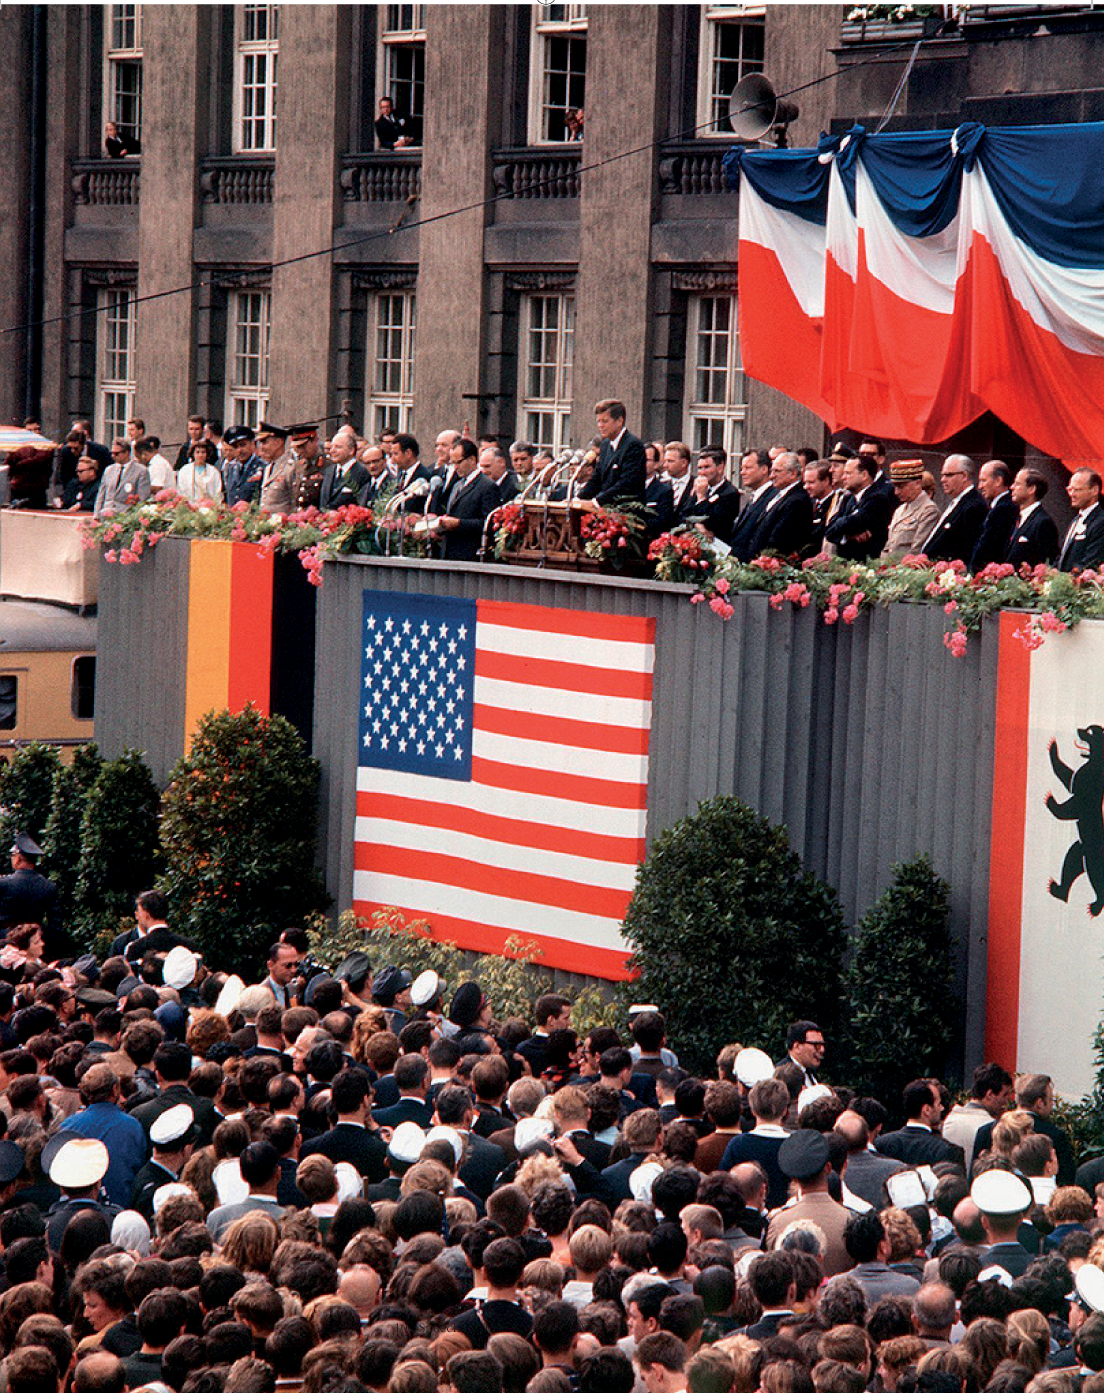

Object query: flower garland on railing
[578,503,649,566]
[81,492,386,586]
[648,526,1104,656]
[489,502,527,560]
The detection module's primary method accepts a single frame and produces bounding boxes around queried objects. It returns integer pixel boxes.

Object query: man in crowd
[684,447,739,546]
[825,453,894,560]
[751,451,812,558]
[577,400,646,507]
[222,426,266,506]
[921,454,987,563]
[663,441,696,520]
[94,439,150,518]
[1059,466,1104,571]
[969,459,1018,571]
[320,430,370,511]
[883,459,940,558]
[1005,467,1060,566]
[430,438,499,561]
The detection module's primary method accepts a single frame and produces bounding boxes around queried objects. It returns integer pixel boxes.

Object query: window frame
[528,4,588,146]
[225,288,272,430]
[234,3,280,154]
[696,4,766,138]
[71,657,96,723]
[0,674,16,733]
[366,289,417,439]
[518,291,575,456]
[378,5,426,144]
[95,286,138,447]
[683,291,747,465]
[103,3,144,147]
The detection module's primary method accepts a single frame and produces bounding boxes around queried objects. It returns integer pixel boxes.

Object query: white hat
[213,1158,249,1206]
[798,1084,834,1114]
[152,1182,195,1215]
[47,1137,109,1188]
[388,1122,427,1165]
[629,1160,665,1207]
[335,1162,362,1204]
[150,1104,195,1148]
[514,1117,554,1156]
[971,1169,1033,1215]
[425,1125,463,1165]
[1076,1263,1104,1313]
[628,1004,660,1017]
[215,975,245,1017]
[411,970,445,1009]
[111,1210,151,1256]
[735,1047,775,1088]
[162,946,198,991]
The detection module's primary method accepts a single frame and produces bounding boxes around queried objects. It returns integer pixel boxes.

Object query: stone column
[0,9,34,423]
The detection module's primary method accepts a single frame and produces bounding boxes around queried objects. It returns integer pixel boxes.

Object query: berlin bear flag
[728,121,1104,462]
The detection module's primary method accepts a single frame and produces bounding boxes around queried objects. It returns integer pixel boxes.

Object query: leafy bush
[159,706,327,975]
[621,796,847,1075]
[42,745,103,925]
[0,743,61,847]
[842,854,955,1106]
[73,750,161,948]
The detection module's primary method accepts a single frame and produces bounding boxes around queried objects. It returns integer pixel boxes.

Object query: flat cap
[971,1169,1032,1215]
[258,422,289,441]
[0,1141,25,1185]
[223,426,255,446]
[410,969,445,1009]
[162,946,198,991]
[11,832,42,858]
[286,422,319,439]
[76,987,118,1011]
[334,951,372,995]
[778,1128,830,1181]
[372,965,411,1006]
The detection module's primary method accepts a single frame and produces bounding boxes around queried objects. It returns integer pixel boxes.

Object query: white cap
[798,1083,834,1113]
[150,1103,194,1148]
[1077,1263,1104,1313]
[629,1160,665,1206]
[410,970,445,1008]
[335,1161,363,1204]
[152,1182,195,1215]
[162,946,198,991]
[215,975,245,1017]
[388,1122,427,1165]
[971,1169,1033,1215]
[735,1047,775,1087]
[513,1117,554,1156]
[425,1125,464,1165]
[48,1138,109,1188]
[213,1158,249,1206]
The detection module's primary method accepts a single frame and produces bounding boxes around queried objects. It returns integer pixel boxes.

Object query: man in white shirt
[1059,467,1104,572]
[133,436,175,494]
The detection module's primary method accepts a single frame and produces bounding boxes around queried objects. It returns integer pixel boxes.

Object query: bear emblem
[1046,724,1104,916]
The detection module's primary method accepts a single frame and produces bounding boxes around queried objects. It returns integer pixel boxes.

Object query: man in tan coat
[883,458,941,559]
[765,1129,853,1276]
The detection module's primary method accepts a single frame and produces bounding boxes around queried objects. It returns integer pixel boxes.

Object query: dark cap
[303,973,336,1008]
[334,951,372,995]
[372,965,412,1006]
[286,422,319,439]
[223,425,255,446]
[12,833,43,858]
[449,981,486,1029]
[778,1128,831,1181]
[75,987,118,1012]
[0,1141,24,1186]
[258,422,289,441]
[114,975,140,1000]
[73,953,101,984]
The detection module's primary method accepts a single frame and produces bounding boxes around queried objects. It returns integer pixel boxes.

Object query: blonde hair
[400,1160,453,1198]
[990,1109,1035,1158]
[221,1211,280,1273]
[351,1006,391,1063]
[880,1207,922,1264]
[515,1154,564,1197]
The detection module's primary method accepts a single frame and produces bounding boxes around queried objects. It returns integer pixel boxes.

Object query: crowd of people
[5,404,1102,575]
[0,840,1099,1393]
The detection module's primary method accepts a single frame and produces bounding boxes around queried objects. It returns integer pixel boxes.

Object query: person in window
[104,122,141,158]
[375,97,412,151]
[565,107,584,141]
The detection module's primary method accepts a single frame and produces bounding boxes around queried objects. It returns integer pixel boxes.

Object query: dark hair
[394,1192,444,1242]
[200,1265,248,1311]
[843,1211,884,1265]
[6,1347,59,1393]
[786,1021,820,1049]
[659,1294,704,1343]
[154,1041,193,1083]
[331,1068,371,1115]
[137,890,169,919]
[435,1084,474,1127]
[239,1141,280,1189]
[630,1012,666,1052]
[138,1288,189,1348]
[393,433,420,458]
[749,1251,794,1307]
[442,1352,502,1393]
[532,1300,580,1357]
[902,1079,937,1120]
[647,1222,688,1277]
[653,1168,700,1223]
[5,1235,50,1288]
[265,1317,318,1377]
[482,1237,527,1289]
[205,1322,254,1366]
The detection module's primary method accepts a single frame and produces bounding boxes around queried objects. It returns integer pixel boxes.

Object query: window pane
[368,292,416,433]
[111,4,138,51]
[71,658,96,721]
[0,676,16,731]
[542,35,586,141]
[386,43,425,124]
[711,20,765,129]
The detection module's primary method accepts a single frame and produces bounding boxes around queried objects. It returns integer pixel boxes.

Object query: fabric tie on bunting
[727,121,1104,463]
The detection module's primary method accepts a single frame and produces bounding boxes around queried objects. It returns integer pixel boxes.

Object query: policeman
[0,833,58,937]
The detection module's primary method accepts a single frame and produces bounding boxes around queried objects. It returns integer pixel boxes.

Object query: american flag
[353,589,655,977]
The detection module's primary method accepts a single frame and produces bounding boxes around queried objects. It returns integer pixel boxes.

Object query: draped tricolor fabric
[727,122,1104,462]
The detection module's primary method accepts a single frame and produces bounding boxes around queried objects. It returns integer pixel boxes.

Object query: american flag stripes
[353,589,655,977]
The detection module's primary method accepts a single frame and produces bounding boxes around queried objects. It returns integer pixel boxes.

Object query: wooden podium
[501,498,602,570]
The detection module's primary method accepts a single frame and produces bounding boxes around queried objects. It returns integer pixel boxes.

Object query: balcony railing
[491,146,581,200]
[340,152,422,203]
[71,159,140,206]
[658,143,729,196]
[200,156,275,205]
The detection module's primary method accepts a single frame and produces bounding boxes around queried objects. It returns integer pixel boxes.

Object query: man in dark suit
[825,454,894,560]
[644,444,675,536]
[682,447,740,546]
[358,445,393,506]
[372,1053,433,1129]
[0,834,58,937]
[875,1079,965,1168]
[1005,468,1059,568]
[743,1250,797,1340]
[970,460,1018,571]
[375,97,411,150]
[388,432,432,517]
[599,1107,663,1202]
[972,1073,1074,1185]
[922,455,988,563]
[578,399,646,506]
[319,433,370,511]
[803,461,837,556]
[664,442,697,520]
[131,1042,219,1147]
[433,1084,506,1201]
[729,449,776,562]
[752,452,814,558]
[299,1067,387,1182]
[1058,468,1104,572]
[478,446,519,506]
[431,439,499,561]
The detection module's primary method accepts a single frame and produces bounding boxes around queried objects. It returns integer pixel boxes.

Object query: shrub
[842,854,955,1105]
[158,706,327,974]
[620,796,847,1074]
[73,750,161,947]
[42,744,103,925]
[0,743,61,848]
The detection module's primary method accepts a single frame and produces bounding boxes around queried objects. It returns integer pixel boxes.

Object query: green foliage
[621,796,847,1075]
[0,743,62,847]
[42,745,104,923]
[842,854,955,1104]
[158,706,327,975]
[1056,1018,1104,1165]
[74,750,161,948]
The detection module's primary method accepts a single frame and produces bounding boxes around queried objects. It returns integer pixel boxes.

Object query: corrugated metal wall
[314,556,1002,1073]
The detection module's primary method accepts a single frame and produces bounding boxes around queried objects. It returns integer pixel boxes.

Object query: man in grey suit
[94,440,151,518]
[206,1139,285,1240]
[835,1110,905,1209]
[844,1210,920,1301]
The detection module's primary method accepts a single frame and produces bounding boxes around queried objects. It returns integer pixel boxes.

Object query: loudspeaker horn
[727,73,799,145]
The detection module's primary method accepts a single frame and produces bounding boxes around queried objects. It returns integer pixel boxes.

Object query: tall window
[367,291,416,438]
[96,288,138,445]
[104,4,143,146]
[236,4,279,152]
[530,5,587,144]
[698,6,765,135]
[226,290,271,429]
[685,294,746,461]
[380,6,425,143]
[519,293,574,454]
